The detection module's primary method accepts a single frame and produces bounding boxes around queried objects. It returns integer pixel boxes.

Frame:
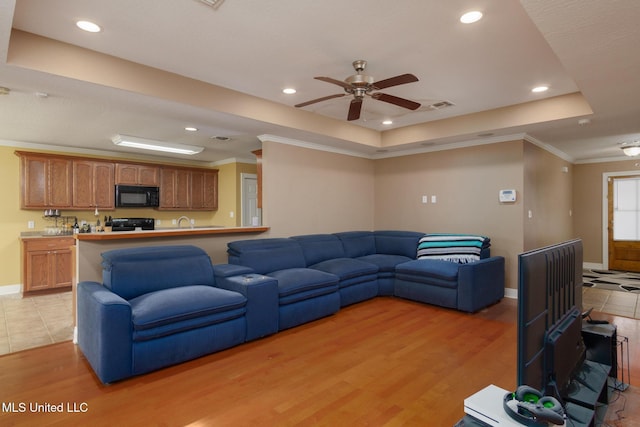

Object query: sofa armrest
[457,256,505,312]
[214,273,279,341]
[77,281,133,384]
[212,263,255,278]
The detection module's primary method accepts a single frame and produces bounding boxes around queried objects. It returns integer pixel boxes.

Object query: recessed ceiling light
[532,85,549,93]
[76,20,101,33]
[460,11,483,24]
[382,119,393,125]
[185,127,198,132]
[282,88,297,95]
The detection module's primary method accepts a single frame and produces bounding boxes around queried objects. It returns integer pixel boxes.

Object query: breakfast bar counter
[74,226,270,284]
[75,226,270,241]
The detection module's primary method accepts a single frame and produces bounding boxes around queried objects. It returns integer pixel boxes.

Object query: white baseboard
[583,262,604,270]
[504,288,518,299]
[0,284,21,296]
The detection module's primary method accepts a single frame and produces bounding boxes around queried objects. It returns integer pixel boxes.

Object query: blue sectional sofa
[77,231,504,383]
[228,230,505,326]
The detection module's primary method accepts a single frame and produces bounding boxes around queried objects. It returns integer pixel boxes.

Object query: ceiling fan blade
[315,76,352,90]
[347,98,363,121]
[371,92,421,110]
[372,73,419,90]
[295,93,346,108]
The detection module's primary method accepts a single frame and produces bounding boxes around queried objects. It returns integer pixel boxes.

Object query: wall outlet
[190,218,195,225]
[230,211,235,218]
[27,220,35,229]
[172,219,177,225]
[431,195,437,204]
[156,219,162,226]
[421,195,428,204]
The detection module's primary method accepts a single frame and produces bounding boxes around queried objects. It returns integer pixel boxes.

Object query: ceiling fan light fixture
[112,134,203,155]
[295,60,421,121]
[622,142,640,157]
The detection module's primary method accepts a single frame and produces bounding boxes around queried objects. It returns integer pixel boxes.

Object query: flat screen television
[517,239,585,399]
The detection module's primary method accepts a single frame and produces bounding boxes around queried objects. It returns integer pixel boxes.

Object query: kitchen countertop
[73,226,269,240]
[20,232,75,239]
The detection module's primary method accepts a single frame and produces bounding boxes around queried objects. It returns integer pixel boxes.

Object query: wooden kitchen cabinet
[159,167,218,210]
[21,237,75,293]
[159,167,191,209]
[73,160,115,209]
[17,151,217,212]
[115,163,160,186]
[191,170,218,210]
[19,153,73,208]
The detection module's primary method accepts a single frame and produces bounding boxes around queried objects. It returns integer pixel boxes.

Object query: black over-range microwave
[115,185,160,208]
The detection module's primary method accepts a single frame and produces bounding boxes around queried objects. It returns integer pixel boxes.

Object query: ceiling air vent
[427,101,455,110]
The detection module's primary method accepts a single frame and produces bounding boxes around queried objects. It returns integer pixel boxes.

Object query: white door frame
[241,173,259,226]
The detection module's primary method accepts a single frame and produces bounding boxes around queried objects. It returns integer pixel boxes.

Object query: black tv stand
[563,360,611,427]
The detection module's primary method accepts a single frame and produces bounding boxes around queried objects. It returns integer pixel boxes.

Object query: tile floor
[0,291,73,356]
[582,286,640,319]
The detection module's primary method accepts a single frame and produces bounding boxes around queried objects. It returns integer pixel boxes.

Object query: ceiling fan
[295,60,421,121]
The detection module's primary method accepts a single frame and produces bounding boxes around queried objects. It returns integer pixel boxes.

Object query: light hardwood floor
[0,297,637,426]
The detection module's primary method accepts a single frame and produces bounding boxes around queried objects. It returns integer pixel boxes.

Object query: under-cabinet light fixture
[112,134,204,155]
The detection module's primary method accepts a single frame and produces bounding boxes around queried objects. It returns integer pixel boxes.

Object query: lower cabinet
[21,237,75,293]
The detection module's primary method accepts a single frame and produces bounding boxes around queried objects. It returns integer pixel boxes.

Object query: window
[613,177,640,240]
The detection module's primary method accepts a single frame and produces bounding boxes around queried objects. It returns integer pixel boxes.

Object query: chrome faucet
[177,216,193,228]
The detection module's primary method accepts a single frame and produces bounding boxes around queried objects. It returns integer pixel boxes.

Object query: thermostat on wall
[499,189,517,203]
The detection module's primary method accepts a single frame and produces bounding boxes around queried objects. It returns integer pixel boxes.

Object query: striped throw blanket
[417,233,490,264]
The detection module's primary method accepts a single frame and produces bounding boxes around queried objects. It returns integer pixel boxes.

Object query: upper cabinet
[115,163,160,186]
[17,151,217,211]
[191,169,218,210]
[19,153,73,208]
[159,167,218,211]
[159,167,191,209]
[73,160,115,209]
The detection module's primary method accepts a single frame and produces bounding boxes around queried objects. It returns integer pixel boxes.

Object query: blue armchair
[77,245,256,384]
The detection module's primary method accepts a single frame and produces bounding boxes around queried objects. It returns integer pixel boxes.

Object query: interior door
[241,174,260,226]
[608,175,640,272]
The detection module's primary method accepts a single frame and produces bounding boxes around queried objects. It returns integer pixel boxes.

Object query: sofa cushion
[291,234,346,266]
[396,259,460,281]
[334,231,376,258]
[269,268,339,305]
[310,258,378,282]
[102,245,215,300]
[357,254,413,272]
[374,231,424,258]
[129,285,247,341]
[227,238,306,274]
